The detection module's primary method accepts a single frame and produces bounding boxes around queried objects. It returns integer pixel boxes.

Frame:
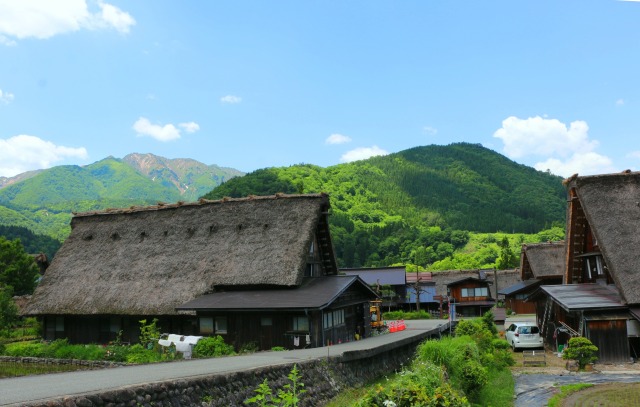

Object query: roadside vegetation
[0,317,235,371]
[327,311,515,407]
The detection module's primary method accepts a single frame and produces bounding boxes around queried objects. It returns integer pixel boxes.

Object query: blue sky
[1,1,640,178]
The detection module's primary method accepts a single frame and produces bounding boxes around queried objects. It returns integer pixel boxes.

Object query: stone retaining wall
[0,356,124,369]
[15,330,437,407]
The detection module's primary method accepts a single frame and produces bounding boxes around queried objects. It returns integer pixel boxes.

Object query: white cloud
[0,135,88,177]
[0,0,135,44]
[325,133,352,145]
[96,1,135,34]
[341,146,389,163]
[423,126,438,136]
[534,153,615,177]
[133,117,199,142]
[179,121,200,133]
[220,95,242,104]
[616,99,625,106]
[0,88,14,103]
[493,115,615,177]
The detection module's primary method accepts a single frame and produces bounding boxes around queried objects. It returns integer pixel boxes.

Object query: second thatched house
[499,242,564,314]
[23,194,378,350]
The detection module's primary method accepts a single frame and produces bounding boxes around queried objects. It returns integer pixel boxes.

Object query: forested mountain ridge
[204,143,565,233]
[0,154,244,242]
[203,143,566,268]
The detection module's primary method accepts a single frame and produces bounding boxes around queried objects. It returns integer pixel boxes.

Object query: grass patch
[0,361,92,378]
[475,367,514,407]
[547,383,594,407]
[554,382,640,406]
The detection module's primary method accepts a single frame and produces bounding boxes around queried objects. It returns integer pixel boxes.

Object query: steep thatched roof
[23,194,336,316]
[521,242,565,279]
[567,172,640,304]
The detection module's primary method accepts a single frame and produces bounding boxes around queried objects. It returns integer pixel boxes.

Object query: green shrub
[481,310,498,335]
[459,360,488,398]
[239,341,259,354]
[563,336,599,369]
[126,344,164,364]
[454,319,481,337]
[271,346,286,352]
[104,345,130,362]
[138,318,161,349]
[5,341,45,357]
[491,338,510,350]
[245,364,306,406]
[382,310,432,321]
[193,336,235,358]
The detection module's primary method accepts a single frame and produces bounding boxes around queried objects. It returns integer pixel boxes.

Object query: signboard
[449,303,456,322]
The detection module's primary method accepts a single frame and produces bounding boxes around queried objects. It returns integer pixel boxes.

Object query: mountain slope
[123,153,243,201]
[205,143,565,233]
[203,143,566,268]
[0,154,244,242]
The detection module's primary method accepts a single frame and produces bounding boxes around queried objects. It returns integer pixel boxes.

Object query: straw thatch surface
[23,194,335,316]
[569,171,640,304]
[521,242,565,278]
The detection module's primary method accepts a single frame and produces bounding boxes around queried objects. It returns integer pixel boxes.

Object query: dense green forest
[0,225,61,260]
[203,143,567,269]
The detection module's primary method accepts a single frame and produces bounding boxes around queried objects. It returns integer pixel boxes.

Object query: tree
[495,236,518,270]
[0,285,18,335]
[563,336,599,369]
[0,237,40,295]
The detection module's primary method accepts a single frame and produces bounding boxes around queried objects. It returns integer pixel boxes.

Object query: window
[261,317,272,326]
[585,255,605,280]
[215,317,228,334]
[323,309,345,328]
[461,287,488,297]
[293,316,309,331]
[333,309,345,326]
[200,317,214,334]
[323,312,333,329]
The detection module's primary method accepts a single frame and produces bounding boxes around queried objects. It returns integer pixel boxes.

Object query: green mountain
[122,153,243,201]
[203,143,567,268]
[0,154,244,243]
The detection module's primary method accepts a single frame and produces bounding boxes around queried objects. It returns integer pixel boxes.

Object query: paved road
[515,372,640,405]
[0,320,448,406]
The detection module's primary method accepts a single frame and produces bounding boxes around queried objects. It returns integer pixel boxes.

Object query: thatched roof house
[520,242,565,281]
[564,171,640,304]
[22,194,377,348]
[24,194,336,317]
[530,171,640,363]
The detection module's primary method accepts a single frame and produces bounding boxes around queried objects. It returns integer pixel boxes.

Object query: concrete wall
[14,330,441,407]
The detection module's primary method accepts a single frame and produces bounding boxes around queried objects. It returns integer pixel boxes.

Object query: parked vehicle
[505,322,544,351]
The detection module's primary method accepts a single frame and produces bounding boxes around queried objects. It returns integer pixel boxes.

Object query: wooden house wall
[505,297,536,315]
[586,319,630,364]
[449,282,492,303]
[42,315,197,344]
